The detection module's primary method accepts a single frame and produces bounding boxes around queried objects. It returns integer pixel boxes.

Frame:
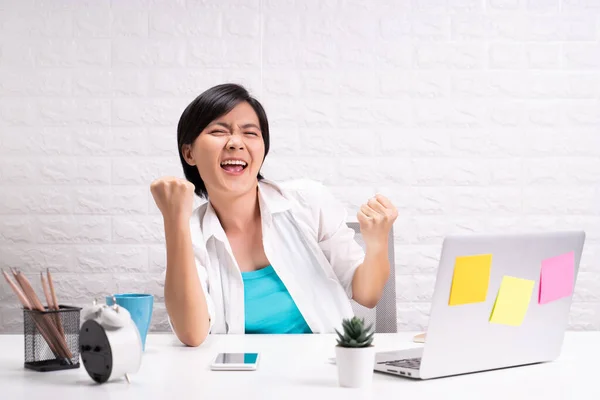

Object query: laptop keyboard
[380,357,421,370]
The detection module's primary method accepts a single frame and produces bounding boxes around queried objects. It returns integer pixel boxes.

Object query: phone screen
[215,353,259,364]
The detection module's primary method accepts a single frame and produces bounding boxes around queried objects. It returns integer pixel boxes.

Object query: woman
[151,83,398,347]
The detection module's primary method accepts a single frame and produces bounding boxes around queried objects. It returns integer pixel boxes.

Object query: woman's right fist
[150,177,195,222]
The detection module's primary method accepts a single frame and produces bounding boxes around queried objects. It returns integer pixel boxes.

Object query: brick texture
[0,0,599,333]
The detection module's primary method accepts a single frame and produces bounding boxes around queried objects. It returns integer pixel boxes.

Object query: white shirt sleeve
[310,181,366,299]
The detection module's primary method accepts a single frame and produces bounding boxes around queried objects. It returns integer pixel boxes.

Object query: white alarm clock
[79,298,143,384]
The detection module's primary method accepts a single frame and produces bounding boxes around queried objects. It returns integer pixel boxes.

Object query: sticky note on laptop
[539,251,575,304]
[489,276,534,326]
[448,254,492,306]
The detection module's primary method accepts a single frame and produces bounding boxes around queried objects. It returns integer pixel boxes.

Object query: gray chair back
[347,222,397,333]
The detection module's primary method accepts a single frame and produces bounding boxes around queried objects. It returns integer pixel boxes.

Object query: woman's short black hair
[177,83,270,199]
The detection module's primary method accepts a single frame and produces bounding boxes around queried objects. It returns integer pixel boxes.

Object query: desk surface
[1,332,599,400]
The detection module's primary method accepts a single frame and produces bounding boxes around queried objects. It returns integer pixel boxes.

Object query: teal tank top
[241,265,312,334]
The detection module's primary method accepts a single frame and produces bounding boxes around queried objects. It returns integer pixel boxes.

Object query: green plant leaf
[335,329,345,344]
[336,316,376,347]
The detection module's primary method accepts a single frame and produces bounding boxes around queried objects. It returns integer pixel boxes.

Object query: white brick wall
[1,0,599,333]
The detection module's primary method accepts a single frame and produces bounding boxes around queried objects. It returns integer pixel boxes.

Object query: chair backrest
[346,222,397,333]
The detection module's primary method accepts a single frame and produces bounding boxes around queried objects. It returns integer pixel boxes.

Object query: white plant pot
[334,345,375,388]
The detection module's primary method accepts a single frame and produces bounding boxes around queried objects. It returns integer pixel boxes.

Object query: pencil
[2,270,31,310]
[46,269,66,342]
[41,272,53,309]
[14,271,73,362]
[2,270,61,358]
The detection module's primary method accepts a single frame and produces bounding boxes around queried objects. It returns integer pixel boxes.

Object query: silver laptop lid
[419,230,585,379]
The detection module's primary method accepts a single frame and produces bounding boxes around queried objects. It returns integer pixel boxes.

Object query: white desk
[1,332,599,399]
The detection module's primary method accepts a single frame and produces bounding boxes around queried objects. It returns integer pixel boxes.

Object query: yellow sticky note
[448,254,492,306]
[489,276,535,327]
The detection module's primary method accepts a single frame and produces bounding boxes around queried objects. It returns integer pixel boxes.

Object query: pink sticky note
[539,251,575,304]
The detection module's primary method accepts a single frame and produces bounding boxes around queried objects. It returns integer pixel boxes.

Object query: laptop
[375,230,586,380]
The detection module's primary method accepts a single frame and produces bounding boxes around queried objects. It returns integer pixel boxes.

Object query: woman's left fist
[357,194,398,249]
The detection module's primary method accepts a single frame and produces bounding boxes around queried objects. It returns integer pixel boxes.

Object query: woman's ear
[181,144,196,166]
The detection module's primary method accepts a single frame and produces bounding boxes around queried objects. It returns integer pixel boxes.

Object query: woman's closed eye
[209,130,229,136]
[244,131,259,136]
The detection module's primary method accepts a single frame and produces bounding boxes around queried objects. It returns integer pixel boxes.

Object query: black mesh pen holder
[23,305,82,372]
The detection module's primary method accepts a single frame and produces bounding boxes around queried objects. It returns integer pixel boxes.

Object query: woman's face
[182,101,265,199]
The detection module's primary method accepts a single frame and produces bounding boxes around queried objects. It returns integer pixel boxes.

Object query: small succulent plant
[335,316,374,348]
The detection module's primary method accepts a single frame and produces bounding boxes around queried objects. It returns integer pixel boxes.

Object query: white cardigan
[175,178,365,335]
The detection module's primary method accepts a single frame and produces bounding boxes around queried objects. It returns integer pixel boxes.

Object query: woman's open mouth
[220,159,248,175]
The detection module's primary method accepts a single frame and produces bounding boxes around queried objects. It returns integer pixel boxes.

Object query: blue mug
[106,294,154,351]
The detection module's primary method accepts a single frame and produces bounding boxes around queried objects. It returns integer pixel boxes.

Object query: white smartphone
[210,353,260,371]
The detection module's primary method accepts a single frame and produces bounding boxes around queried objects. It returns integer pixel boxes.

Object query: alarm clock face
[80,320,113,383]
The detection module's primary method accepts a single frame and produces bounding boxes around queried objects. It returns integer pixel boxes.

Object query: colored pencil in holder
[2,269,75,365]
